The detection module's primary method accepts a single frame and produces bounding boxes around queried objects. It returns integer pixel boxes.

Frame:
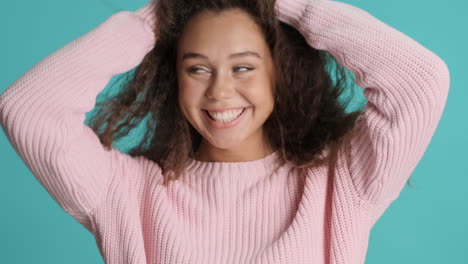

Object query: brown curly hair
[88,0,367,184]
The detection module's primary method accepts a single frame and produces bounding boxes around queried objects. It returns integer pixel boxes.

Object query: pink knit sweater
[0,0,450,263]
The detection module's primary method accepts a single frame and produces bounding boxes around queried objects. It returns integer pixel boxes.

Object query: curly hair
[88,0,367,185]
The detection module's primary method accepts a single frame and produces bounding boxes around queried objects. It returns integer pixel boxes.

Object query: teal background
[0,0,466,263]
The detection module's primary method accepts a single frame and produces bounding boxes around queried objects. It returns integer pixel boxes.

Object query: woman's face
[176,8,275,160]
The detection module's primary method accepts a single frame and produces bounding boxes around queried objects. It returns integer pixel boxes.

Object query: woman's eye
[233,66,253,72]
[188,67,207,74]
[187,66,254,74]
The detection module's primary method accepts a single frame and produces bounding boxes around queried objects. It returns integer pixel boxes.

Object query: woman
[0,0,450,263]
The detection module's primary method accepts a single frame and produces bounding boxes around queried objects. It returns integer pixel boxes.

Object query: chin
[205,136,244,151]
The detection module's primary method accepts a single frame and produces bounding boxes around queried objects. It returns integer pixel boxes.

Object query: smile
[203,107,249,129]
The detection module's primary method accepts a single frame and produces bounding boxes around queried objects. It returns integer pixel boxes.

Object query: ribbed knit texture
[0,0,450,263]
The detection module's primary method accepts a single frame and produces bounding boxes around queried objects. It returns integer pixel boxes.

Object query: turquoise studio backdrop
[0,0,465,263]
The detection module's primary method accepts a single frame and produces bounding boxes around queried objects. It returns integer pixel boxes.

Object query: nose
[204,70,236,100]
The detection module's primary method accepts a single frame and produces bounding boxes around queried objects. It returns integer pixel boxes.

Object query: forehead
[177,9,269,61]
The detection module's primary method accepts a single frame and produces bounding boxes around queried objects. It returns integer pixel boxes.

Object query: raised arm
[0,1,157,225]
[275,0,450,206]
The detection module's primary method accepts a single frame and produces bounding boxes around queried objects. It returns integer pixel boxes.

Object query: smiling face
[176,8,276,162]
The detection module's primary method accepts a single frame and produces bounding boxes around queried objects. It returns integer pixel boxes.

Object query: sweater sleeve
[0,1,157,222]
[276,0,450,206]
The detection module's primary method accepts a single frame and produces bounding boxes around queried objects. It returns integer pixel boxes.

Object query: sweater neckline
[182,150,286,182]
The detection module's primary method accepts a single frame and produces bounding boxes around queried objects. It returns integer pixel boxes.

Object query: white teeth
[208,108,244,123]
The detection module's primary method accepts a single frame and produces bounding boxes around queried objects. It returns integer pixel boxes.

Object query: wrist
[275,0,309,27]
[134,0,157,30]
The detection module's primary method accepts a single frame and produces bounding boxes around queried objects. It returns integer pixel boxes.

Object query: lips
[205,108,245,121]
[202,106,250,129]
[203,106,247,113]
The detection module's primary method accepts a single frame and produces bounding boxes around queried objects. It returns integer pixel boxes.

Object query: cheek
[178,79,202,105]
[242,78,274,106]
[178,84,206,123]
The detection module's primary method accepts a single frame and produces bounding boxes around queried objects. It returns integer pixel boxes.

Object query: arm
[0,1,157,223]
[275,0,450,206]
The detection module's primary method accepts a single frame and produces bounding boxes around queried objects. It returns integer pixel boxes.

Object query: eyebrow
[182,51,262,61]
